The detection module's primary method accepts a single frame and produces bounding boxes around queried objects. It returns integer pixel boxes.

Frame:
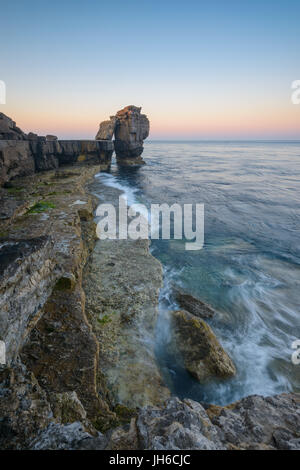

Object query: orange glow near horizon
[3,99,300,140]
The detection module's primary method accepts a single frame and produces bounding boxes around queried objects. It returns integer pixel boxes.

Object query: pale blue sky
[1,0,299,139]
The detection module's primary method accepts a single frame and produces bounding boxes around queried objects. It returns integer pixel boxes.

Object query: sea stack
[96,105,150,165]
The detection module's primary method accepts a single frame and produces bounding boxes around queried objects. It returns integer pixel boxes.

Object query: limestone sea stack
[95,116,116,141]
[96,105,150,165]
[114,106,149,165]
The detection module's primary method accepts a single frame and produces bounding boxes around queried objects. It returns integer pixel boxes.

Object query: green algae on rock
[26,201,56,214]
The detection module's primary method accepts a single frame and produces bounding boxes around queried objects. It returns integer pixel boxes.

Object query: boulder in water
[173,287,215,319]
[169,310,236,382]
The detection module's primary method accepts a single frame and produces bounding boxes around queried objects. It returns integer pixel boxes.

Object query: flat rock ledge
[83,180,170,408]
[0,112,114,187]
[0,166,117,449]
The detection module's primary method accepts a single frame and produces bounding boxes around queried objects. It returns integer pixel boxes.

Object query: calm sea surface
[96,141,300,405]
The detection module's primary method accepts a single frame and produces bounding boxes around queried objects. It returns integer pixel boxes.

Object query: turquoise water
[96,141,300,405]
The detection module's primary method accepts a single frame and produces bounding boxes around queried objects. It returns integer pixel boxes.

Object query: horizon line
[146,139,300,142]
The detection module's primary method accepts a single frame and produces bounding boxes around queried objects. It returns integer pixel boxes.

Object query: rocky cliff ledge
[0,164,299,450]
[0,113,113,186]
[0,112,299,451]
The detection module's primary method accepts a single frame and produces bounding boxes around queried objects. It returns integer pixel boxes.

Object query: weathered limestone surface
[0,361,54,450]
[0,166,116,449]
[169,310,236,382]
[29,139,62,171]
[173,286,215,319]
[58,140,113,168]
[0,113,27,140]
[95,117,116,140]
[37,393,300,450]
[0,113,114,186]
[0,140,35,184]
[83,181,170,408]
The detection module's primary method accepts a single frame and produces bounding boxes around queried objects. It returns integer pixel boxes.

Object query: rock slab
[170,310,236,382]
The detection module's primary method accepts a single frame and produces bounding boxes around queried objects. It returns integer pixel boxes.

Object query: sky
[0,0,299,139]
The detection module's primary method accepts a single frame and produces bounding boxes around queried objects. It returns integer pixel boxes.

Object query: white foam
[95,172,139,207]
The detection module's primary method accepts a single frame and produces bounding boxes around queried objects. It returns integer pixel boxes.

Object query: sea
[95,141,300,405]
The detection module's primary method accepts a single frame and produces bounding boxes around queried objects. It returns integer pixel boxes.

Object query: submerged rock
[173,287,215,319]
[169,310,236,382]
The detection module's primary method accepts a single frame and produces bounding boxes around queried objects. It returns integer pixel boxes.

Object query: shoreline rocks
[83,181,170,408]
[173,287,215,319]
[45,393,300,450]
[0,166,117,449]
[0,113,114,186]
[169,310,236,382]
[0,111,299,451]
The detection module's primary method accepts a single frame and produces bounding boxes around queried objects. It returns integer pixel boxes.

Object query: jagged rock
[0,113,27,140]
[80,393,300,451]
[26,393,300,450]
[114,105,149,165]
[50,391,87,423]
[27,132,39,140]
[0,362,53,450]
[30,422,99,450]
[136,397,224,450]
[173,287,215,319]
[46,135,58,141]
[207,393,300,450]
[169,310,236,382]
[95,117,116,140]
[0,140,35,185]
